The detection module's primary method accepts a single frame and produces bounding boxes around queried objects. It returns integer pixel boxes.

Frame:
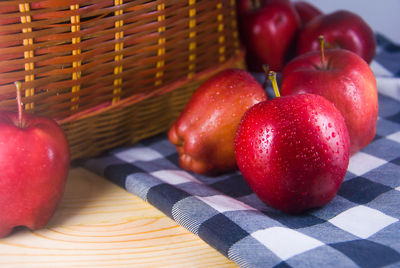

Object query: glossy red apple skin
[0,112,70,237]
[281,49,378,154]
[168,69,267,175]
[297,10,376,63]
[236,0,291,17]
[293,1,322,26]
[236,0,300,72]
[235,94,350,214]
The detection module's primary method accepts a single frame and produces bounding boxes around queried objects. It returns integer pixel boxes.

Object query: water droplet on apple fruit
[331,132,336,138]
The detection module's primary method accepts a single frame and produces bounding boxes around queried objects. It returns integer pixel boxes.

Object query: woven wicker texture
[0,0,244,160]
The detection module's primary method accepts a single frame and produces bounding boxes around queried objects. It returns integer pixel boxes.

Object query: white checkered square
[387,131,400,143]
[151,170,201,185]
[197,195,256,213]
[251,227,324,260]
[348,152,387,176]
[114,147,163,162]
[329,205,398,239]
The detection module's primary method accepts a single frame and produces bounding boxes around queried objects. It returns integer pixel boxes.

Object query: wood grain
[0,167,237,267]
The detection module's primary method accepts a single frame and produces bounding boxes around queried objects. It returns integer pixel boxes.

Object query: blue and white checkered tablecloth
[83,33,400,268]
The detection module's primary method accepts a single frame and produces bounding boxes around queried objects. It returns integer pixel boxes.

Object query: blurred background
[303,0,400,43]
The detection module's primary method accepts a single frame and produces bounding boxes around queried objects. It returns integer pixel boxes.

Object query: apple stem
[14,81,23,128]
[268,71,281,98]
[319,35,326,67]
[262,64,270,89]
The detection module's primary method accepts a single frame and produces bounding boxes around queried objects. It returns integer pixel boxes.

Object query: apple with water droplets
[169,68,267,175]
[281,36,378,154]
[235,73,350,214]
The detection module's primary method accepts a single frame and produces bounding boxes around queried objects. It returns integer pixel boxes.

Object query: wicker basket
[0,0,245,160]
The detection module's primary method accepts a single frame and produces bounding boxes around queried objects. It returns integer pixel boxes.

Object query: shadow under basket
[0,0,245,160]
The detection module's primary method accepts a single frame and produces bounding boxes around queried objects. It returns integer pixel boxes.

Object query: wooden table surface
[0,167,237,267]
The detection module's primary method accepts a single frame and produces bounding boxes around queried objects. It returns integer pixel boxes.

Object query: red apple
[169,68,267,175]
[281,38,378,154]
[236,0,300,72]
[296,10,376,63]
[293,1,322,26]
[0,82,70,237]
[235,75,350,213]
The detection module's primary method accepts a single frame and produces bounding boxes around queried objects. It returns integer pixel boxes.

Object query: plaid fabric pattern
[83,34,400,268]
